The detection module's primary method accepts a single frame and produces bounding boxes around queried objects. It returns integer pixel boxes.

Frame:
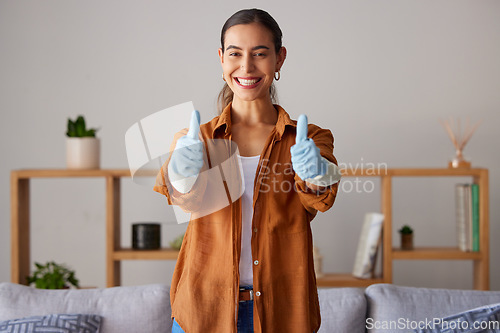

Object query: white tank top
[237,154,260,286]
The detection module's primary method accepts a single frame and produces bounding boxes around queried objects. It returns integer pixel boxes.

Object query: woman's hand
[290,114,328,181]
[169,110,204,180]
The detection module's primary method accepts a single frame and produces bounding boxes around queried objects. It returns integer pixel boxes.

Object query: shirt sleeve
[153,128,208,213]
[293,125,339,215]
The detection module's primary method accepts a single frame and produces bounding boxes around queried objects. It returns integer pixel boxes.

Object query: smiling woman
[217,9,286,115]
[219,23,286,107]
[155,8,340,333]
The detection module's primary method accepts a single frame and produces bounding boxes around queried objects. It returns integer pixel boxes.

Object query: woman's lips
[234,77,262,89]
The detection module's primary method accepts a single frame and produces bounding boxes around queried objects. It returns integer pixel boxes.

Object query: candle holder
[132,223,161,250]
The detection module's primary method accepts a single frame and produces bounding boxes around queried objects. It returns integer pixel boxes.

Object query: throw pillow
[415,302,500,333]
[0,313,102,333]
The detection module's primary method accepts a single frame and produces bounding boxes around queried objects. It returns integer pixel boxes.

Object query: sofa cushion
[365,284,500,333]
[0,313,102,333]
[0,283,171,333]
[416,302,500,333]
[318,287,367,333]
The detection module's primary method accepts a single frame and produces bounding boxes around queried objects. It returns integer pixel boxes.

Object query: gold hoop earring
[274,71,281,81]
[222,73,225,81]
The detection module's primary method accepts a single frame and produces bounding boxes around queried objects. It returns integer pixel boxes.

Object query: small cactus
[399,225,413,235]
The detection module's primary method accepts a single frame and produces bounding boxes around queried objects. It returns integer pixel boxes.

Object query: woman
[154,8,340,333]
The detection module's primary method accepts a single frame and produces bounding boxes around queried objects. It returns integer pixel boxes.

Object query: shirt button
[253,227,258,232]
[255,291,261,296]
[254,260,259,265]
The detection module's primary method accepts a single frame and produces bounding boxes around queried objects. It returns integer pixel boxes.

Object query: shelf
[12,169,131,178]
[316,273,384,287]
[392,247,482,260]
[11,167,489,289]
[388,168,486,177]
[340,167,487,177]
[113,248,180,260]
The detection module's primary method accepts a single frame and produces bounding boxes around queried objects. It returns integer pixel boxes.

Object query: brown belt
[239,288,253,302]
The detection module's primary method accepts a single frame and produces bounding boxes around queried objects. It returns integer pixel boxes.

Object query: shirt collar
[212,102,296,140]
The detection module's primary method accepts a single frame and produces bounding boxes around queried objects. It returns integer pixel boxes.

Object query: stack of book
[455,183,480,252]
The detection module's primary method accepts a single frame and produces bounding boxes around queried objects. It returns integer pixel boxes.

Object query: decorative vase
[441,117,479,169]
[448,149,471,169]
[401,234,413,250]
[66,137,100,169]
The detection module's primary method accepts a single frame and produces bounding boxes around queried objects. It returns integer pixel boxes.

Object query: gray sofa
[1,282,499,332]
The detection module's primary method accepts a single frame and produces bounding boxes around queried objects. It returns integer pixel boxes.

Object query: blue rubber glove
[169,110,204,179]
[290,114,328,180]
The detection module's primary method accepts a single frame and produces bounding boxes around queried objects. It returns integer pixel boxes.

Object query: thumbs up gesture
[290,114,328,180]
[169,110,204,179]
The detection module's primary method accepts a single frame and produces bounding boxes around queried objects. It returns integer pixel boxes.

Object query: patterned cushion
[415,302,500,333]
[0,313,101,333]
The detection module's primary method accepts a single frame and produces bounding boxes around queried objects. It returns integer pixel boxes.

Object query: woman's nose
[240,55,255,72]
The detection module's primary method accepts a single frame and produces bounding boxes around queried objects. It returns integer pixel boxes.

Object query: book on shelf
[471,183,480,252]
[455,183,479,252]
[352,212,384,279]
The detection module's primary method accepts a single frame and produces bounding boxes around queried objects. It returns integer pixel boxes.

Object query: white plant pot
[66,137,100,169]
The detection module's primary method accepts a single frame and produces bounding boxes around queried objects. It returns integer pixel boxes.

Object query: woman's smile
[234,77,262,89]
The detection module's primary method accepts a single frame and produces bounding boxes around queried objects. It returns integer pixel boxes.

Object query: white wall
[0,0,499,290]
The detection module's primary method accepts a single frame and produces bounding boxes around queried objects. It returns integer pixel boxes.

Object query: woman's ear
[218,48,224,64]
[276,46,287,71]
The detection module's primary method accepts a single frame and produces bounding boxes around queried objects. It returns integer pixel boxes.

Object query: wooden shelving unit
[315,167,489,290]
[112,248,180,261]
[11,168,489,289]
[315,273,385,288]
[391,247,483,260]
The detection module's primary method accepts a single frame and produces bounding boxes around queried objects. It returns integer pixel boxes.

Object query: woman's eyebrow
[225,45,270,51]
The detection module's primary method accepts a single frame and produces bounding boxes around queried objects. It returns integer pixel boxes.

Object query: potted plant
[169,232,185,250]
[26,261,80,289]
[399,225,414,250]
[66,115,100,169]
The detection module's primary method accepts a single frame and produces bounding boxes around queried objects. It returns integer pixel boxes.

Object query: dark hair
[217,8,283,114]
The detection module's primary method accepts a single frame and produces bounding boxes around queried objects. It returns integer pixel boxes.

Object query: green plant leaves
[26,261,80,289]
[66,115,98,138]
[75,116,86,137]
[169,233,185,250]
[66,119,76,137]
[86,128,97,137]
[399,225,413,234]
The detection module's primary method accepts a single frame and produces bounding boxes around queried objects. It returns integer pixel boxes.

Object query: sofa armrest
[365,284,500,333]
[0,283,172,333]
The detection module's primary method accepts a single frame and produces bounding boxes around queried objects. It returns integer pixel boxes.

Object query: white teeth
[238,78,259,86]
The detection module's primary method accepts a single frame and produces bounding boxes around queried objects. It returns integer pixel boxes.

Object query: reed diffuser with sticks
[440,117,481,169]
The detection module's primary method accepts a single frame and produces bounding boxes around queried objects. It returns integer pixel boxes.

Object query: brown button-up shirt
[154,103,338,333]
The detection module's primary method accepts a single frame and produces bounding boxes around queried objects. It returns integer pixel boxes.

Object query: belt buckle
[239,287,253,301]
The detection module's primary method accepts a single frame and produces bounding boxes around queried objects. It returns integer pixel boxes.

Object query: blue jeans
[237,285,254,333]
[171,285,254,333]
[171,317,184,333]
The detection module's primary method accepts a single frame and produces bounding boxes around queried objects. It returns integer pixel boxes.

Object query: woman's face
[219,23,286,103]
